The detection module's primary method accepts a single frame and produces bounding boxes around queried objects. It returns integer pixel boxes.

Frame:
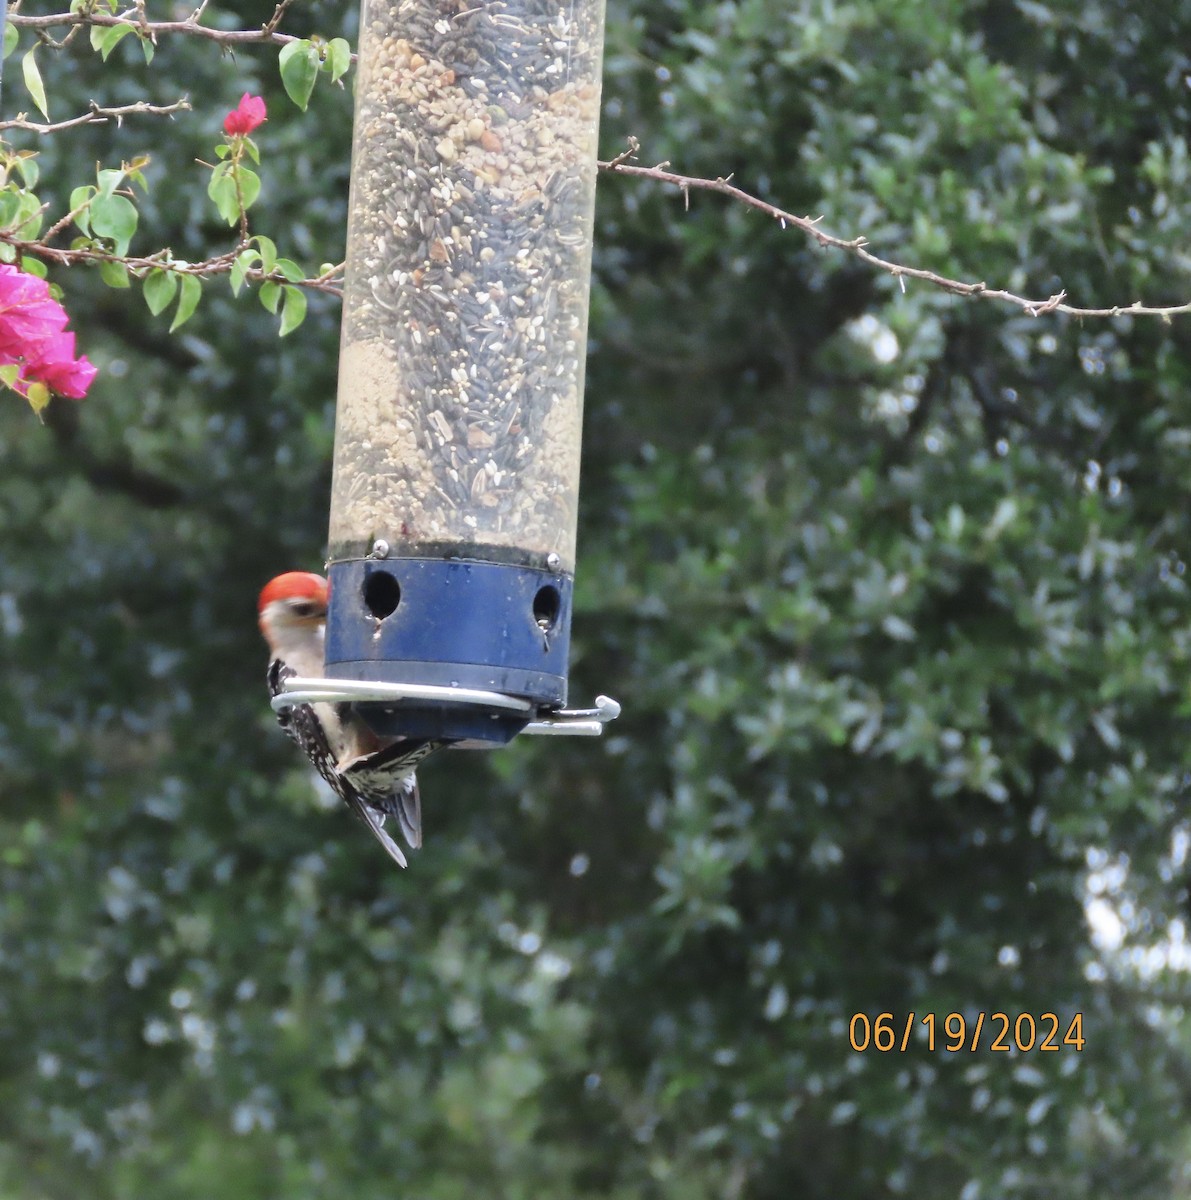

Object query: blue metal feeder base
[323,557,572,744]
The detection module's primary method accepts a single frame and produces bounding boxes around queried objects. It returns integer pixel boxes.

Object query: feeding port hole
[363,570,402,620]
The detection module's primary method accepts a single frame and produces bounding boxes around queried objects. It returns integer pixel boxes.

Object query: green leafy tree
[3,1,1191,1198]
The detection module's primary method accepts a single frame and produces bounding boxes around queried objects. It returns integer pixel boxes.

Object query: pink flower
[223,93,267,137]
[0,264,68,358]
[0,268,96,403]
[22,331,96,400]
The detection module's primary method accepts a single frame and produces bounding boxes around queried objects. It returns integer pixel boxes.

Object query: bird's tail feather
[393,777,422,850]
[344,790,408,868]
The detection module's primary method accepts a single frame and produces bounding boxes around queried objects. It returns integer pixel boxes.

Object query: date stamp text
[849,1012,1085,1053]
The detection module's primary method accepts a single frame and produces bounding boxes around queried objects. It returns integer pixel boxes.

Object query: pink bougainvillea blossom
[223,93,267,137]
[0,265,96,404]
[21,331,97,400]
[0,264,69,357]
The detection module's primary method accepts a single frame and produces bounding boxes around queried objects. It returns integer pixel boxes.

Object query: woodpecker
[257,571,432,868]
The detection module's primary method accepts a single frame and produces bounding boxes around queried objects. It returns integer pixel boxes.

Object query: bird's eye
[290,601,318,617]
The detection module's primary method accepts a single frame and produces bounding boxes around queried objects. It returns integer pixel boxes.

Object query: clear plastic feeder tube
[329,0,606,574]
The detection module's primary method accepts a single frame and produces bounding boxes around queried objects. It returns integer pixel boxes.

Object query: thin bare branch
[262,0,300,37]
[0,234,344,296]
[598,139,1191,321]
[0,99,190,135]
[6,9,356,59]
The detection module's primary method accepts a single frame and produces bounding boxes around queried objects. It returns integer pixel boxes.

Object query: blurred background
[3,0,1191,1195]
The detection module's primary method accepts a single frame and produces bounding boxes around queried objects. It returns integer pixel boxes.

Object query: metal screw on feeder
[275,0,619,748]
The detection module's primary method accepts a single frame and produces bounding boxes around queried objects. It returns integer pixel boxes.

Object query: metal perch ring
[271,677,621,737]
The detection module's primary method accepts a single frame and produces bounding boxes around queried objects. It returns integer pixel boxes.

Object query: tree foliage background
[2,0,1191,1196]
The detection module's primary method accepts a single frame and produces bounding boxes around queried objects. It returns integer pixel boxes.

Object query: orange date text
[848,1012,1085,1053]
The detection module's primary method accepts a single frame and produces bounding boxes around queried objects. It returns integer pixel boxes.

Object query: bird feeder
[295,0,618,746]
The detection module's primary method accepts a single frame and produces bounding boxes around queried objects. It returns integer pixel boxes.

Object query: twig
[6,9,356,59]
[0,234,344,296]
[0,98,190,135]
[598,139,1191,321]
[8,9,287,41]
[262,0,299,37]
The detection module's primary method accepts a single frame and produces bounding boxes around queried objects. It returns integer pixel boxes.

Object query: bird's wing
[339,739,441,851]
[269,661,342,783]
[267,658,408,868]
[337,736,440,777]
[267,658,296,730]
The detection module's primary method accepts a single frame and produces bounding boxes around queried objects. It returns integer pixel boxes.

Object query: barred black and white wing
[339,737,442,850]
[267,658,410,869]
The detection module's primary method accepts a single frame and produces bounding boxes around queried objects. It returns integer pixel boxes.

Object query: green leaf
[19,256,46,279]
[0,192,21,229]
[237,167,262,214]
[206,163,237,224]
[12,193,43,239]
[70,186,95,237]
[279,285,307,336]
[15,155,39,189]
[22,48,48,119]
[140,34,154,64]
[96,168,124,201]
[99,21,135,61]
[253,236,278,276]
[241,137,261,166]
[207,173,239,227]
[170,275,201,332]
[0,191,45,240]
[143,268,179,315]
[230,249,259,297]
[25,380,50,418]
[279,39,320,111]
[99,259,131,289]
[90,193,137,256]
[0,364,20,387]
[259,280,281,314]
[4,23,19,60]
[325,38,351,83]
[274,257,305,283]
